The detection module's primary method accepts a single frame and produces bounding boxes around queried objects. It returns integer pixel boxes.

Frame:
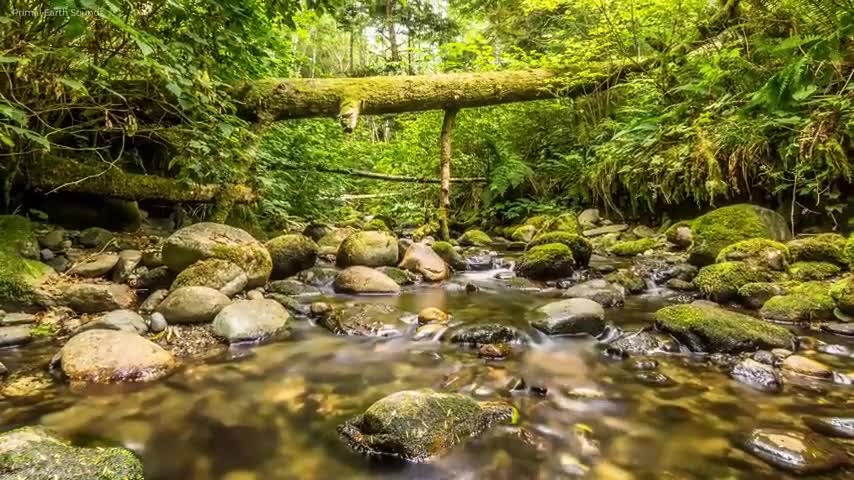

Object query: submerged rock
[55,329,176,383]
[417,307,449,325]
[654,303,796,353]
[156,286,230,324]
[170,258,248,297]
[318,303,405,337]
[781,355,832,378]
[562,279,625,307]
[803,416,854,438]
[450,323,524,346]
[739,428,847,475]
[607,330,677,356]
[532,298,605,336]
[399,243,449,281]
[687,204,791,266]
[336,230,399,268]
[730,358,782,392]
[337,389,515,462]
[265,233,318,279]
[162,222,272,287]
[0,426,143,479]
[333,266,401,294]
[213,299,289,343]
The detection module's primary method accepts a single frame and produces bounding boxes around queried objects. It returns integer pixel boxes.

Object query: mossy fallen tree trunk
[26,156,255,203]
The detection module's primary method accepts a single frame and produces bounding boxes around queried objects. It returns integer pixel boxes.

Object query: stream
[1,262,853,479]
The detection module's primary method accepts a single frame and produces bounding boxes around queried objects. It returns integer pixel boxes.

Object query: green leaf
[59,78,88,93]
[0,56,19,63]
[0,104,27,126]
[165,82,182,98]
[135,37,154,56]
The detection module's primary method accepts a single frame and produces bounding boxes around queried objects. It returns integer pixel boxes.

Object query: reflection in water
[1,273,852,479]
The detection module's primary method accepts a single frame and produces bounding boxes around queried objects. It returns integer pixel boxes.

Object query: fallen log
[26,156,255,203]
[279,164,487,183]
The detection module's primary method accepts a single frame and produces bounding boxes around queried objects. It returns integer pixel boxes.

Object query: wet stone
[450,323,525,346]
[803,416,854,438]
[634,371,675,387]
[730,358,783,393]
[1,312,37,326]
[752,350,778,366]
[607,330,676,356]
[739,428,847,475]
[532,298,605,337]
[781,355,833,379]
[821,322,854,337]
[0,325,33,347]
[478,343,513,359]
[80,309,148,335]
[625,358,659,371]
[149,312,167,333]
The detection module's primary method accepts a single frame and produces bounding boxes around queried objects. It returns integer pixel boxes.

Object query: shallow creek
[1,266,852,479]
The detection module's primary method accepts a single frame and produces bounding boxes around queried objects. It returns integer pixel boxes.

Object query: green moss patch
[540,213,581,235]
[760,293,834,323]
[514,243,575,280]
[432,241,467,270]
[458,229,492,247]
[715,238,789,269]
[694,261,775,302]
[528,231,592,266]
[787,233,848,265]
[688,204,789,266]
[829,276,854,315]
[609,238,658,257]
[0,215,51,306]
[788,261,841,281]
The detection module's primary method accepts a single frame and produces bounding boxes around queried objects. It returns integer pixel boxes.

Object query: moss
[788,261,841,281]
[209,243,273,287]
[514,243,575,280]
[715,238,789,269]
[829,276,854,314]
[694,261,776,302]
[524,215,551,229]
[458,229,492,247]
[412,221,438,241]
[376,266,415,285]
[510,224,537,242]
[760,293,834,323]
[336,230,398,268]
[528,231,593,266]
[541,212,581,234]
[365,218,391,232]
[432,241,467,270]
[846,235,854,269]
[606,269,647,293]
[787,233,848,265]
[0,426,144,479]
[609,238,658,257]
[337,389,514,462]
[737,282,784,309]
[688,204,786,266]
[265,234,319,279]
[170,258,245,292]
[654,303,796,353]
[0,216,51,306]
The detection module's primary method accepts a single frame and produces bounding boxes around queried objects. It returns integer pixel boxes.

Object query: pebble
[149,312,168,333]
[740,428,847,474]
[247,289,265,301]
[730,358,783,393]
[0,361,6,375]
[478,343,512,359]
[782,355,833,379]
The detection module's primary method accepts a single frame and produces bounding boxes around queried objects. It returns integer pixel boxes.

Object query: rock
[0,325,32,347]
[303,221,333,241]
[336,230,399,268]
[541,213,581,235]
[399,243,449,281]
[141,249,163,268]
[654,303,796,353]
[562,279,625,307]
[111,249,142,283]
[831,275,854,315]
[54,283,136,313]
[296,266,339,287]
[694,261,774,302]
[666,278,696,291]
[317,303,405,337]
[688,204,791,266]
[0,426,143,479]
[583,224,628,237]
[665,222,693,249]
[450,323,524,346]
[413,323,446,341]
[56,329,176,383]
[170,258,248,297]
[265,234,318,279]
[651,262,698,284]
[578,208,600,227]
[753,350,778,365]
[77,227,114,248]
[803,416,854,438]
[45,255,70,273]
[822,322,854,336]
[246,289,264,300]
[607,331,677,356]
[788,261,841,281]
[68,253,119,278]
[333,266,401,294]
[39,229,65,249]
[268,279,321,297]
[532,298,605,336]
[80,309,147,334]
[337,389,515,462]
[716,238,789,271]
[376,266,416,285]
[606,269,646,294]
[148,312,167,333]
[156,286,230,324]
[478,343,513,359]
[514,243,575,280]
[162,222,272,288]
[527,232,593,267]
[418,307,449,325]
[431,241,467,271]
[634,371,675,387]
[317,227,355,253]
[739,428,846,475]
[213,299,289,343]
[730,358,782,392]
[458,229,492,247]
[632,225,657,238]
[40,248,55,261]
[463,249,496,271]
[510,225,537,242]
[738,282,785,309]
[787,233,848,265]
[781,355,832,378]
[760,293,834,324]
[0,312,37,326]
[133,265,174,290]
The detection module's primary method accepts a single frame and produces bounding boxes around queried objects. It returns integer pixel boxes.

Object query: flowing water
[1,267,853,479]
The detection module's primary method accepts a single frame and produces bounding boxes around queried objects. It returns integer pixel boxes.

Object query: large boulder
[55,329,176,383]
[761,282,835,323]
[694,261,775,302]
[688,204,791,266]
[788,261,840,281]
[541,213,581,235]
[654,303,796,353]
[787,233,848,265]
[715,238,789,271]
[265,234,318,279]
[514,243,575,280]
[399,243,449,281]
[532,298,605,336]
[0,215,52,307]
[161,222,272,287]
[338,389,515,462]
[169,258,248,297]
[156,286,230,324]
[336,230,399,268]
[317,303,406,337]
[0,426,143,479]
[333,266,401,294]
[213,299,289,343]
[830,276,854,315]
[527,232,592,267]
[432,241,467,271]
[317,227,355,255]
[51,283,136,314]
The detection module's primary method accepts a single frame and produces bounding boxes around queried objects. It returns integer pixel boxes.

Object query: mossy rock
[664,220,693,248]
[760,293,834,324]
[654,303,796,353]
[523,215,551,229]
[432,241,467,271]
[0,215,39,259]
[788,261,841,281]
[688,204,791,266]
[716,238,790,270]
[376,266,417,285]
[0,426,143,479]
[541,213,581,235]
[606,269,646,294]
[528,231,592,267]
[845,235,854,269]
[412,222,438,242]
[609,238,658,257]
[514,243,575,280]
[0,215,52,307]
[829,276,854,315]
[787,233,848,266]
[170,258,247,296]
[694,261,776,302]
[365,218,391,232]
[458,229,492,247]
[337,230,399,268]
[338,389,515,462]
[511,224,537,242]
[738,282,785,310]
[265,234,319,279]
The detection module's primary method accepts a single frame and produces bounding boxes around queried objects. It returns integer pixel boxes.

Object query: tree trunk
[438,108,458,241]
[386,0,400,63]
